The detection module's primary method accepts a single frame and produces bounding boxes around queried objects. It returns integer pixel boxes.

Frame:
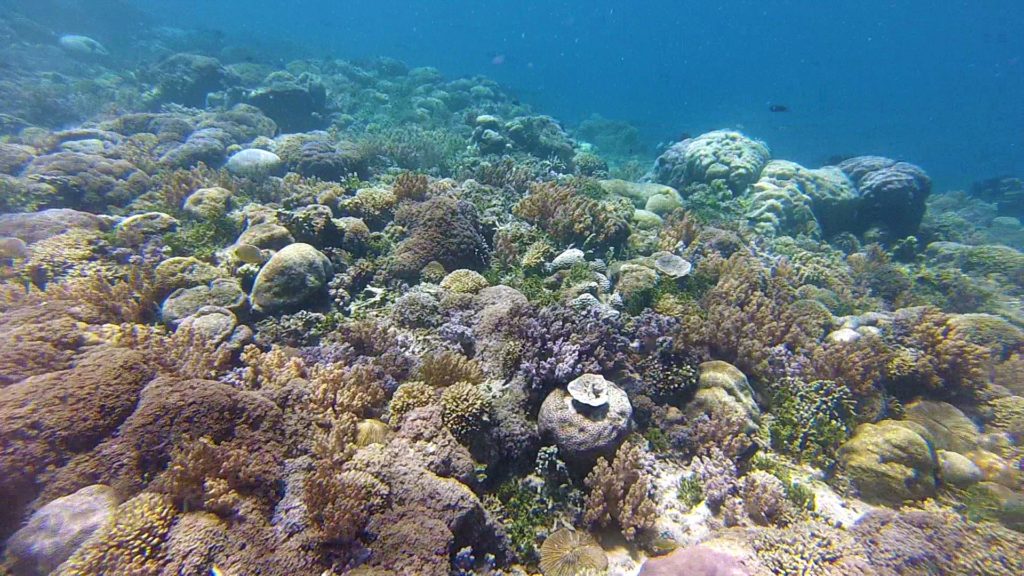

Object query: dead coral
[583,440,658,541]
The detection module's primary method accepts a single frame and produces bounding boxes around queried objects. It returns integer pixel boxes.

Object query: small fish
[768,103,789,113]
[210,566,227,576]
[231,243,266,265]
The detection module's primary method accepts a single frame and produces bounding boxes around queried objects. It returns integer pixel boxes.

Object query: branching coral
[302,462,389,544]
[389,381,438,424]
[583,440,658,541]
[696,253,823,380]
[440,381,491,442]
[417,350,485,387]
[514,180,632,249]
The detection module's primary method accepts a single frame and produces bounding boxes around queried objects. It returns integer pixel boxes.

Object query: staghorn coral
[440,381,491,442]
[53,492,176,576]
[583,440,658,541]
[514,180,632,249]
[539,528,608,576]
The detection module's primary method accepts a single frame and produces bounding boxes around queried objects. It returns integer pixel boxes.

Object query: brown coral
[583,440,658,541]
[514,180,631,249]
[417,350,484,387]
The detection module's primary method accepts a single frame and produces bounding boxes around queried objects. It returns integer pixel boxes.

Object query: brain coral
[653,130,771,195]
[391,196,490,279]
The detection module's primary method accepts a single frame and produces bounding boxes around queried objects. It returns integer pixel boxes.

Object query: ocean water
[117,0,1024,189]
[3,2,1024,576]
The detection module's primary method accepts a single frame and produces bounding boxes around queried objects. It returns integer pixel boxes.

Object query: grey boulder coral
[539,374,633,464]
[250,243,333,313]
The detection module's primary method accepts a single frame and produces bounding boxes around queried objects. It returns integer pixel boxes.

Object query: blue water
[34,1,1024,189]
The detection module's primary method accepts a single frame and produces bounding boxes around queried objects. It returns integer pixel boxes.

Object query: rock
[0,143,37,174]
[614,263,658,308]
[154,256,225,297]
[638,543,752,576]
[115,211,179,241]
[969,482,1024,531]
[58,35,108,57]
[176,306,238,346]
[161,278,247,327]
[182,186,232,219]
[225,148,283,177]
[538,378,632,464]
[250,243,333,313]
[904,400,979,454]
[599,179,683,215]
[0,237,29,259]
[146,53,238,108]
[237,221,294,250]
[827,328,862,344]
[632,209,663,230]
[244,73,327,132]
[0,209,106,244]
[229,243,267,265]
[4,484,118,576]
[937,450,982,488]
[839,419,938,505]
[651,252,692,279]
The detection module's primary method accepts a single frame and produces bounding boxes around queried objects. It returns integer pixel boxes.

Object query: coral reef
[0,21,1021,575]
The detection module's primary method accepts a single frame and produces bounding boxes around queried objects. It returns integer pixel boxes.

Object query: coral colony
[1,13,1024,576]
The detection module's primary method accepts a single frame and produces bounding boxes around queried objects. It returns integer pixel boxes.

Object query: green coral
[769,378,855,470]
[489,479,554,562]
[677,475,704,509]
[163,216,239,261]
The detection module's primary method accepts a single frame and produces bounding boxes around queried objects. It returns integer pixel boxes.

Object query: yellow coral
[539,528,608,576]
[389,381,437,423]
[55,492,176,576]
[440,381,491,441]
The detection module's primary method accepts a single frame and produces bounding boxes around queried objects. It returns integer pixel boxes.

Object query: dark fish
[679,132,692,141]
[768,103,789,112]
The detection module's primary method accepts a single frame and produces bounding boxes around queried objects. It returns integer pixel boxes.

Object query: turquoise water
[106,0,1024,188]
